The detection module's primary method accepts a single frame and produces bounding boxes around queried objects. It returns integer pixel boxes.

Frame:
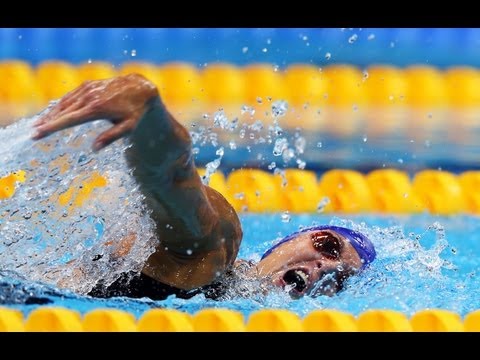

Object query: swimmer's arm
[126,97,243,289]
[31,74,242,290]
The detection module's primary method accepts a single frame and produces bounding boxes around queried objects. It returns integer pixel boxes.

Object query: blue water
[1,106,479,320]
[1,213,478,319]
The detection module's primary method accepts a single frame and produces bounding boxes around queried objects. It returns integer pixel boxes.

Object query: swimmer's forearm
[129,97,191,172]
[126,97,218,250]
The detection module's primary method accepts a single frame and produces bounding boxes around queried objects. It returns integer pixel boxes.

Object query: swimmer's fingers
[36,99,87,128]
[32,108,98,140]
[34,81,97,127]
[93,118,136,151]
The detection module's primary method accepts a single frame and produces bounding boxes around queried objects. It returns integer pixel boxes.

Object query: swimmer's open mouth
[283,269,310,295]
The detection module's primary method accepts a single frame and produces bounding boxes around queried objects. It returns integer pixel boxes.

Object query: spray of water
[0,107,157,295]
[203,215,463,316]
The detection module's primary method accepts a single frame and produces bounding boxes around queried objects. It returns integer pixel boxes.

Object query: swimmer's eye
[311,232,342,260]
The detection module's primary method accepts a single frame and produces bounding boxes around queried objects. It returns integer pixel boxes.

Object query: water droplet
[404,193,409,198]
[241,105,255,116]
[87,59,92,64]
[296,159,306,169]
[325,52,332,60]
[352,104,358,111]
[267,38,272,44]
[268,161,276,170]
[294,137,306,154]
[234,192,245,200]
[390,41,395,48]
[316,141,323,148]
[362,70,369,80]
[202,113,210,119]
[229,140,237,150]
[273,64,279,72]
[215,147,224,156]
[262,48,268,53]
[274,168,288,187]
[186,249,193,255]
[242,47,249,53]
[425,140,431,147]
[18,35,22,40]
[23,212,32,220]
[131,49,137,57]
[367,33,375,40]
[389,95,394,101]
[256,97,263,104]
[348,34,358,44]
[363,136,368,142]
[271,100,288,117]
[250,120,264,132]
[302,35,308,41]
[398,158,404,164]
[282,148,295,163]
[273,138,288,156]
[213,110,229,129]
[281,211,291,223]
[192,147,200,155]
[317,197,330,213]
[78,154,88,163]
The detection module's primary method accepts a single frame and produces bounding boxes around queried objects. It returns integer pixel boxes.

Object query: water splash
[201,146,224,185]
[1,213,478,318]
[0,110,157,295]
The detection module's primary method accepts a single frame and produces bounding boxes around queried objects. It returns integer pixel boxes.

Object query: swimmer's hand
[32,74,158,151]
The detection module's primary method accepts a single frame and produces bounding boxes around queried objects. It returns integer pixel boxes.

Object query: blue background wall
[1,28,480,67]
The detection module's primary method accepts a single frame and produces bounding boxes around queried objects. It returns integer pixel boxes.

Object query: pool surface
[1,213,478,319]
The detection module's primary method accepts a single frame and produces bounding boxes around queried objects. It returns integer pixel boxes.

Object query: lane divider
[3,168,480,215]
[3,61,480,125]
[217,168,480,214]
[2,307,478,332]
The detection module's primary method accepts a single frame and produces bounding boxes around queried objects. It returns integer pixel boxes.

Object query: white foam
[0,111,157,295]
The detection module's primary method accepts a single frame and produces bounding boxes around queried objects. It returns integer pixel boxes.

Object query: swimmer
[31,74,376,300]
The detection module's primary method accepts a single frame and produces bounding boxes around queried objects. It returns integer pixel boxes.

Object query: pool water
[1,213,478,319]
[1,112,479,321]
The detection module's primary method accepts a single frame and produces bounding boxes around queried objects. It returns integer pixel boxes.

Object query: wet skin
[254,229,363,297]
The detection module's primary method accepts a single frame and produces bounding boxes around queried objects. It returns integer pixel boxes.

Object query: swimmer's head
[255,225,376,298]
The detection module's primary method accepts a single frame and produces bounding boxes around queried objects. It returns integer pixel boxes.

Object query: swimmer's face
[256,229,363,298]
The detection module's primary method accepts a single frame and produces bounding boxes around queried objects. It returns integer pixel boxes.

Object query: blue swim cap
[261,225,376,269]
